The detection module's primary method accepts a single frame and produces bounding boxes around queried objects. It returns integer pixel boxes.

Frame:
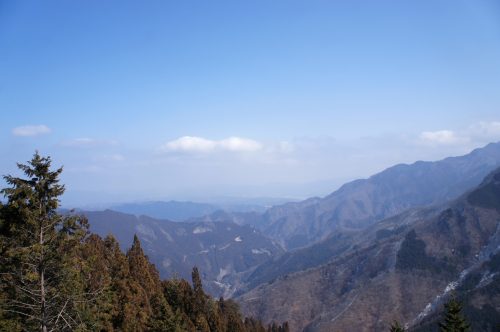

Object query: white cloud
[163,136,216,153]
[218,137,262,152]
[467,121,500,140]
[417,121,500,147]
[12,125,51,137]
[161,136,262,153]
[61,138,118,148]
[418,130,468,145]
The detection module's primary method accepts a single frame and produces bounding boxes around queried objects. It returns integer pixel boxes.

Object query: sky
[1,0,500,207]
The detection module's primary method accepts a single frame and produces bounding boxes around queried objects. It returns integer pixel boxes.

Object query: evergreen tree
[127,234,175,330]
[390,320,406,332]
[0,153,290,332]
[77,234,116,330]
[438,295,470,332]
[0,152,88,331]
[191,266,207,312]
[280,322,290,332]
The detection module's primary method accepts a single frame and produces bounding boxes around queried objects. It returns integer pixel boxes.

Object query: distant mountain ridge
[111,201,220,221]
[207,142,500,249]
[111,197,295,221]
[238,166,500,332]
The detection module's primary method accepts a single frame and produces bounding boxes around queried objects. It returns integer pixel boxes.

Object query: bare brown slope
[238,169,500,331]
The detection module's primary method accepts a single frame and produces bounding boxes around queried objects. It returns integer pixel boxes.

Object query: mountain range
[238,166,500,331]
[199,142,500,250]
[110,201,220,221]
[80,142,500,331]
[110,197,295,221]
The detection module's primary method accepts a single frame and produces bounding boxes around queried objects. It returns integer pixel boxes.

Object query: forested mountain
[199,142,500,250]
[82,210,283,297]
[0,153,289,332]
[238,167,500,332]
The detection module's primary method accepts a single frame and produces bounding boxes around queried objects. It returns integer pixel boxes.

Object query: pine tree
[438,295,470,332]
[0,152,89,331]
[390,320,406,332]
[127,234,176,330]
[77,234,115,330]
[191,266,208,316]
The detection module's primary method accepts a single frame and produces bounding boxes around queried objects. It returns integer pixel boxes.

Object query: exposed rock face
[238,167,500,332]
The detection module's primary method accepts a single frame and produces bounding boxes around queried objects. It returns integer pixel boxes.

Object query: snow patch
[217,266,231,281]
[193,226,212,234]
[444,281,458,293]
[159,227,173,242]
[213,280,236,298]
[162,259,171,268]
[478,272,497,288]
[135,224,157,240]
[415,303,433,322]
[252,248,271,255]
[330,293,359,322]
[176,228,186,236]
[234,236,243,242]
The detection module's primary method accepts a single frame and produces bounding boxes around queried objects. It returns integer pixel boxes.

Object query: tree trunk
[39,205,47,332]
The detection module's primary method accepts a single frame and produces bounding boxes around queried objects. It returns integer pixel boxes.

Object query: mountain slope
[83,210,283,297]
[238,167,500,332]
[258,142,500,249]
[238,207,433,295]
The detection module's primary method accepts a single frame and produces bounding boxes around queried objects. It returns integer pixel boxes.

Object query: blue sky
[1,0,500,206]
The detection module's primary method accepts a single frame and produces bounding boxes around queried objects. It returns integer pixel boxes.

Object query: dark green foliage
[376,229,396,240]
[0,153,289,332]
[438,296,470,332]
[389,320,406,331]
[457,272,482,292]
[0,152,89,331]
[486,252,500,272]
[266,321,290,332]
[396,230,447,273]
[462,303,500,332]
[376,226,406,241]
[467,173,500,210]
